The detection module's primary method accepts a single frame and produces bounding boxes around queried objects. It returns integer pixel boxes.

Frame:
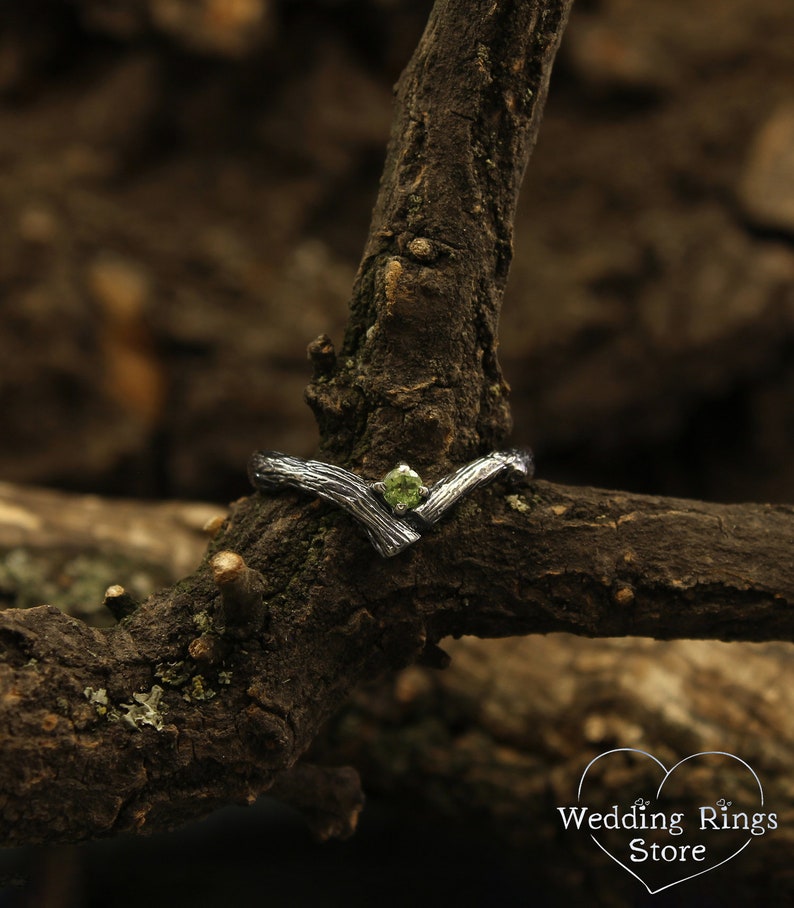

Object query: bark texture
[4,485,794,902]
[3,465,794,845]
[306,0,571,471]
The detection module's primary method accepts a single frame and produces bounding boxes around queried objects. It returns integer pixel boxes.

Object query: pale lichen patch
[83,686,109,717]
[183,674,216,702]
[506,494,530,513]
[118,686,166,731]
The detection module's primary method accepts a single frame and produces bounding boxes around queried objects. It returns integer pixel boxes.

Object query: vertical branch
[307,0,574,475]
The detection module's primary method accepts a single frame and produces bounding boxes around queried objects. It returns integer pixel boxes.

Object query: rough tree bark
[4,484,794,903]
[1,0,793,851]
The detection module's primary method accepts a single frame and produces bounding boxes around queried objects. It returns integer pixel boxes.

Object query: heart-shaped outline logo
[577,748,764,895]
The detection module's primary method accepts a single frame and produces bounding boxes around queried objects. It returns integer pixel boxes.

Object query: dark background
[0,0,792,904]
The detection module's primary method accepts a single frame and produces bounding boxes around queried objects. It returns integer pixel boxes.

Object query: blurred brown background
[1,0,792,507]
[1,1,793,905]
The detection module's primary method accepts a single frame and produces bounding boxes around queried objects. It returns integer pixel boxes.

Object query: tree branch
[3,465,793,845]
[4,0,792,852]
[0,0,575,846]
[426,479,794,641]
[306,0,574,471]
[5,482,794,900]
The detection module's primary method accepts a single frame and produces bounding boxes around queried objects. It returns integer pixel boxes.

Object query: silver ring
[247,449,534,557]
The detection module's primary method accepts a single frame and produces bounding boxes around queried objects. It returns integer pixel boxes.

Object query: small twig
[210,551,266,637]
[102,584,139,621]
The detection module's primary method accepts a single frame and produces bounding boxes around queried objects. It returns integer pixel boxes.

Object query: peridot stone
[382,464,424,510]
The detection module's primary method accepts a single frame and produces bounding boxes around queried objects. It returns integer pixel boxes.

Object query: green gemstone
[382,464,424,510]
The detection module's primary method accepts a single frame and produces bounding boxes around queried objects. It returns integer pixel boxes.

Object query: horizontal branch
[423,479,794,642]
[2,475,793,845]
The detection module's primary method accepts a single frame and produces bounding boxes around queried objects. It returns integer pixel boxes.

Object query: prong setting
[379,464,426,513]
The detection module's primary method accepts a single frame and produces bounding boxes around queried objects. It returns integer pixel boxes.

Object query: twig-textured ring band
[247,449,534,557]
